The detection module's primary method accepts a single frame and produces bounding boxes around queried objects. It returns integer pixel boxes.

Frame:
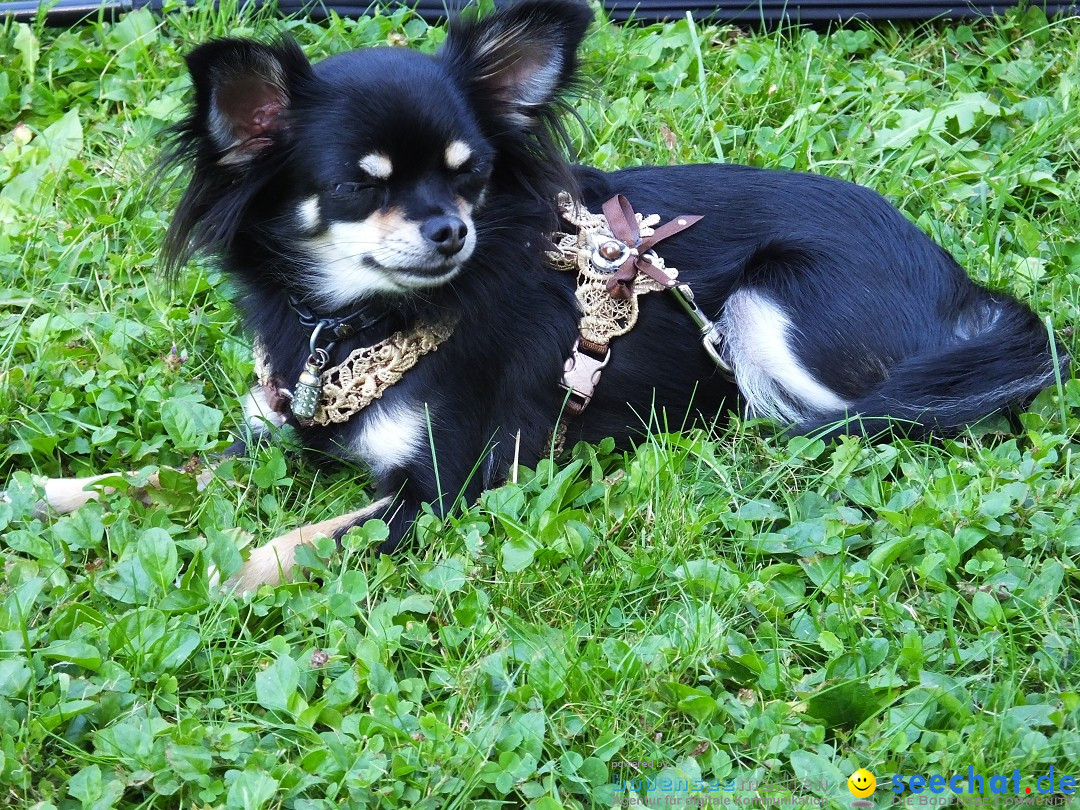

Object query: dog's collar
[287,294,388,344]
[282,294,395,422]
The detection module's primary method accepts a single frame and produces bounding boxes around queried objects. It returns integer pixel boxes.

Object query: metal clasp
[308,321,329,358]
[589,235,632,272]
[560,339,611,414]
[670,284,735,380]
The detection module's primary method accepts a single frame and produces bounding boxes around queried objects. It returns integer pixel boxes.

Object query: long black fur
[163,0,1066,556]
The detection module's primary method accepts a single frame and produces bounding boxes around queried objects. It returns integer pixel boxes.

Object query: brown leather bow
[601,195,703,300]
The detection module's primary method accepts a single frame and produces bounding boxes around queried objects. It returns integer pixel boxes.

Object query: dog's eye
[452,167,490,198]
[332,182,377,196]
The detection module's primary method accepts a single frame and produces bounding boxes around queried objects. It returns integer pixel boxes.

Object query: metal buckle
[560,339,611,413]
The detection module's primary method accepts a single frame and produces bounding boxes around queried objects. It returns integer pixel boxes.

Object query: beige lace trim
[313,321,454,425]
[547,192,678,346]
[253,320,454,426]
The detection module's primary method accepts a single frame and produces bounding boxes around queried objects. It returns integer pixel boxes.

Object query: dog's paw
[33,473,116,518]
[31,468,215,519]
[211,525,315,594]
[211,498,393,595]
[243,384,289,434]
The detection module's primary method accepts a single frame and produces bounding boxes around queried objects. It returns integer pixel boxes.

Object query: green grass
[2,2,1080,808]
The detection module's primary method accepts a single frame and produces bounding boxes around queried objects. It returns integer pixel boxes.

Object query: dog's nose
[421,215,468,257]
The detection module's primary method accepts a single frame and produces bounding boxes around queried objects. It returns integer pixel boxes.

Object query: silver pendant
[291,353,326,422]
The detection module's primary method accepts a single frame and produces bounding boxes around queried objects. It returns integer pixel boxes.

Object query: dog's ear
[440,0,592,129]
[182,37,312,165]
[161,37,313,273]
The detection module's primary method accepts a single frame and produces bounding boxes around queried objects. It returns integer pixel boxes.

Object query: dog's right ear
[440,0,593,132]
[182,38,312,165]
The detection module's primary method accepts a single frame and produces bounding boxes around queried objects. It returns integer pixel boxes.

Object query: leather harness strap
[601,196,703,300]
[560,195,705,416]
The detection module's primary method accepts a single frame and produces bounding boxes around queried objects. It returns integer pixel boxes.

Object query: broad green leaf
[418,556,468,594]
[160,400,223,452]
[225,768,279,810]
[255,656,300,714]
[40,640,102,671]
[137,528,179,590]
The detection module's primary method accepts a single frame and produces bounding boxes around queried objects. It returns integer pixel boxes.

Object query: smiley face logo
[848,769,876,798]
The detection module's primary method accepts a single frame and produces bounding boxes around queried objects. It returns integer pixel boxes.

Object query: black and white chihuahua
[46,0,1065,590]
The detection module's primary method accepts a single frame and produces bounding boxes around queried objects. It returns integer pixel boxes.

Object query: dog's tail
[794,303,1068,441]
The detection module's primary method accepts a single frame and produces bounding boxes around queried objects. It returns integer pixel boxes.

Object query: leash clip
[291,323,335,424]
[671,284,735,380]
[309,321,334,357]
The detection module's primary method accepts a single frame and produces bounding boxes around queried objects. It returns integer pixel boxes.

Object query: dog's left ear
[440,0,592,129]
[182,37,313,166]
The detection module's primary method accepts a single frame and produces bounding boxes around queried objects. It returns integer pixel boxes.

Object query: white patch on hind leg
[720,289,850,423]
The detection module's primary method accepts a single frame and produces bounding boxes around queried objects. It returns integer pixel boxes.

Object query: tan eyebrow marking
[358,152,393,179]
[445,140,473,171]
[296,195,320,230]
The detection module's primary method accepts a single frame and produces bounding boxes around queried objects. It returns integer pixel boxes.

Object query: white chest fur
[350,401,429,476]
